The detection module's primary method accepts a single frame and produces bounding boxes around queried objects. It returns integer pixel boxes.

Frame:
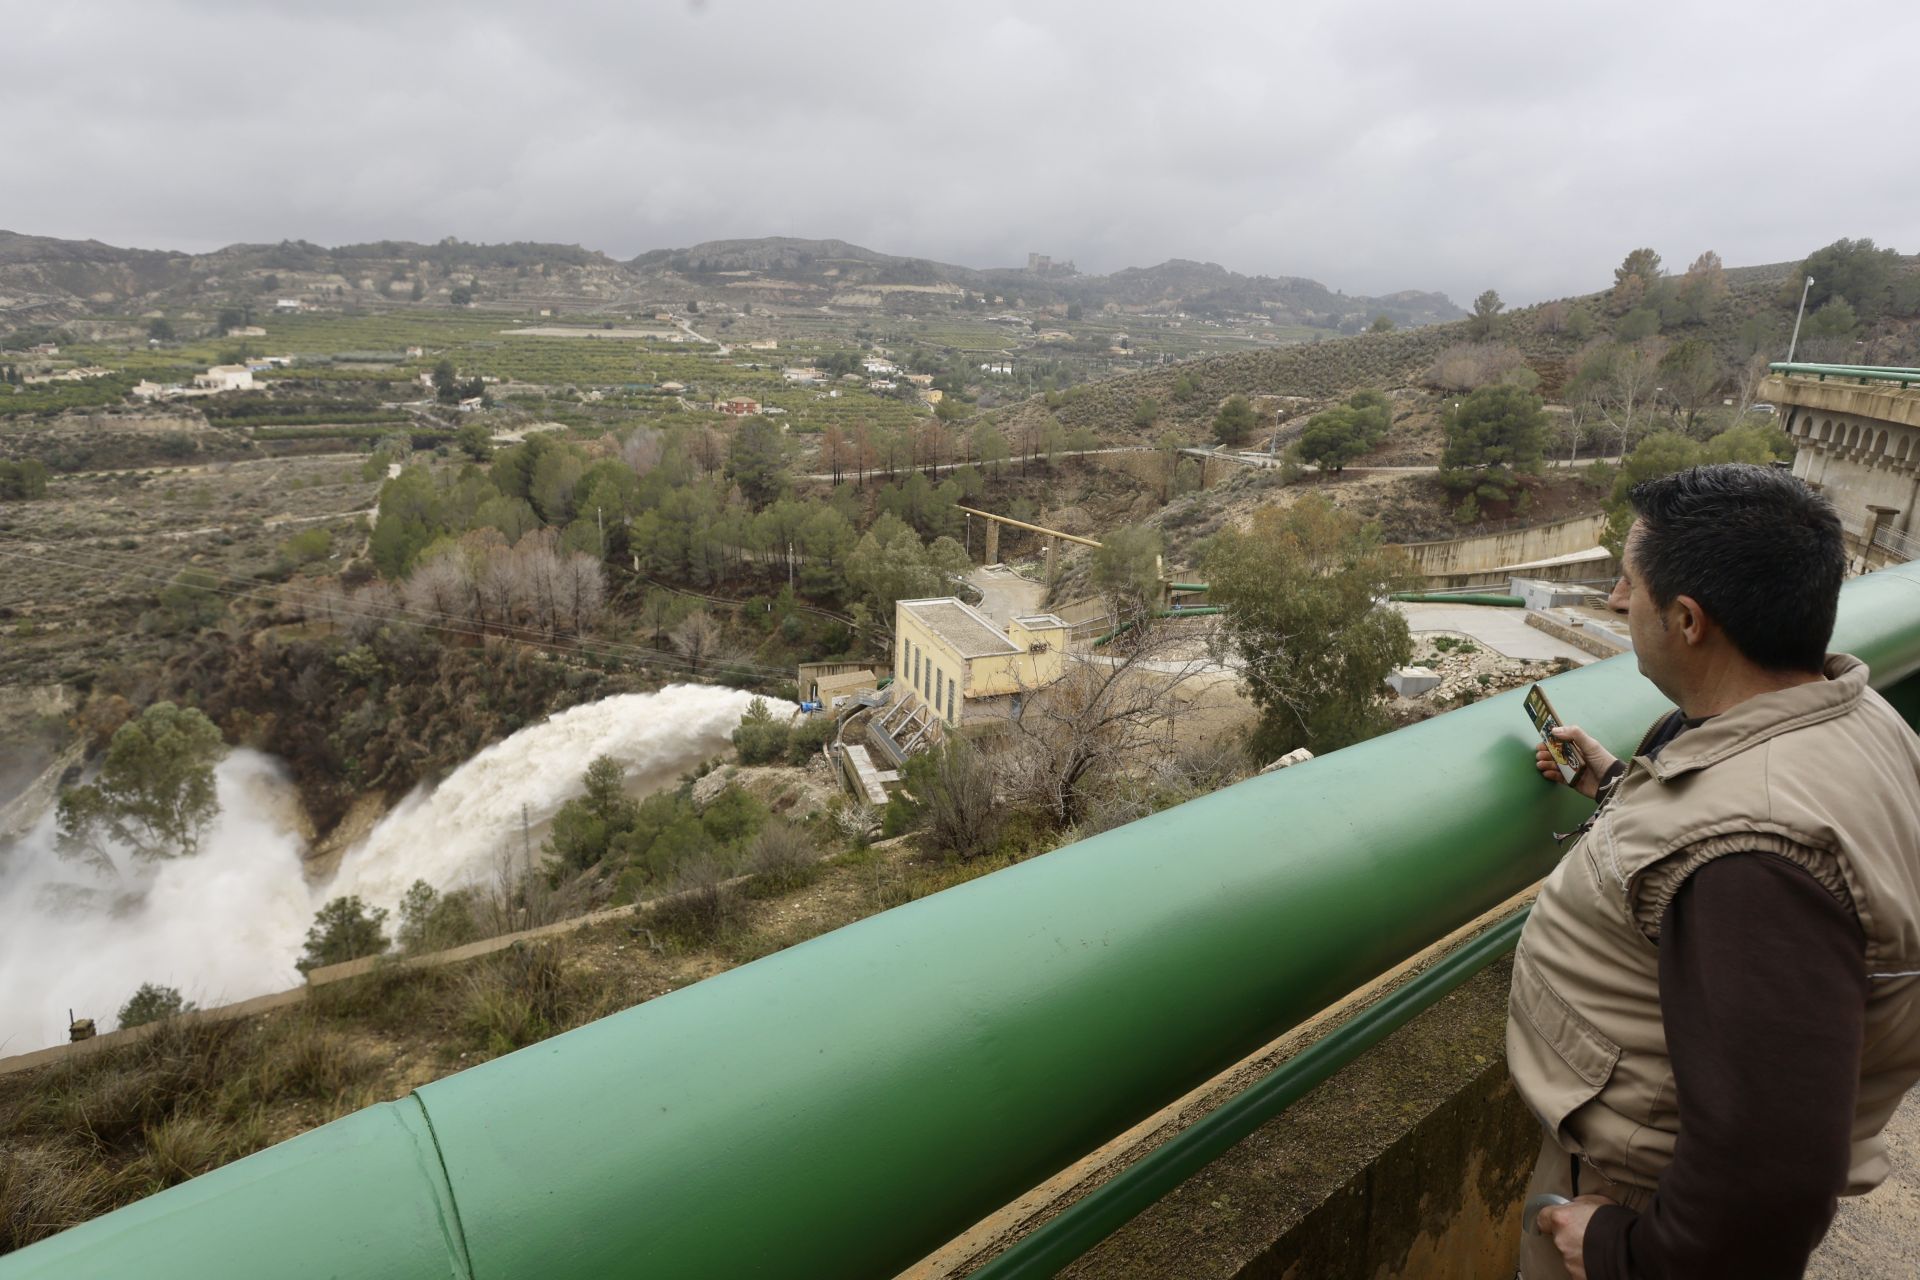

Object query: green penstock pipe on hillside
[9,561,1920,1280]
[1389,591,1527,607]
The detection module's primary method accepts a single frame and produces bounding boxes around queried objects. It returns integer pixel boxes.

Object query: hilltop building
[718,396,761,417]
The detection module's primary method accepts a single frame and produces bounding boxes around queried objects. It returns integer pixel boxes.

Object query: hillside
[988,252,1920,448]
[0,231,1461,334]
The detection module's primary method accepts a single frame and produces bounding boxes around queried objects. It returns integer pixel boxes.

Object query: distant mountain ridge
[0,231,1464,333]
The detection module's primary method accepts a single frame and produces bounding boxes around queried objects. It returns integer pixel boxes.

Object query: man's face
[1609,524,1681,699]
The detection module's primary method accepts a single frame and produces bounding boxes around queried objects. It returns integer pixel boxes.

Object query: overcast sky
[6,0,1918,306]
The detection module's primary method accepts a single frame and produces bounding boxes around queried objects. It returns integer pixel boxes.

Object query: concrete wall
[1770,375,1920,538]
[1397,514,1609,579]
[967,644,1066,700]
[1056,959,1537,1280]
[895,611,968,727]
[0,740,82,841]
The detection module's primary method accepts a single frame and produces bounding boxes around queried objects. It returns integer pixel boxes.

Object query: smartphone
[1525,684,1584,784]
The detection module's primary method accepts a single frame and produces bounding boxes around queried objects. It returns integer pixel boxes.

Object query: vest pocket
[1509,949,1623,1141]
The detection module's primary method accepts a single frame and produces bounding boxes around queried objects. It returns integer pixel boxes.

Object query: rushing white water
[328,684,768,908]
[0,750,313,1057]
[0,684,767,1055]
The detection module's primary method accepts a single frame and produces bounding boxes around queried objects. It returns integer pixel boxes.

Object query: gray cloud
[5,0,1918,304]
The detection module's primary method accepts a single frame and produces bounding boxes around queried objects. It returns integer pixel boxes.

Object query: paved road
[965,566,1047,625]
[676,318,729,355]
[1392,602,1596,665]
[1194,450,1624,475]
[798,446,1149,483]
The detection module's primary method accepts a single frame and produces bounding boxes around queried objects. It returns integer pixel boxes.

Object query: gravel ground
[1809,1089,1920,1278]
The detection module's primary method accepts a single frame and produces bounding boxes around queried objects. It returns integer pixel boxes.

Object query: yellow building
[893,598,1070,726]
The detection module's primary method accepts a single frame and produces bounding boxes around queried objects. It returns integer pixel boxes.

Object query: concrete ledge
[0,985,309,1078]
[1060,958,1532,1280]
[1525,610,1628,659]
[902,889,1542,1280]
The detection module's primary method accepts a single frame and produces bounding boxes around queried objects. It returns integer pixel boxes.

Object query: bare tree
[669,609,722,676]
[1732,352,1776,419]
[404,551,468,624]
[1001,617,1213,828]
[560,552,606,635]
[623,426,664,478]
[691,427,726,479]
[1586,338,1666,457]
[344,581,398,642]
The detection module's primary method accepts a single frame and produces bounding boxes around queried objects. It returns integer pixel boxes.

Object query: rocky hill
[0,230,1462,333]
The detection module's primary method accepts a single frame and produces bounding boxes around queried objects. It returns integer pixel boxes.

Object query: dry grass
[0,1014,378,1252]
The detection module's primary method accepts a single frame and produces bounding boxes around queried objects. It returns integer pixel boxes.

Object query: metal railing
[1770,362,1920,389]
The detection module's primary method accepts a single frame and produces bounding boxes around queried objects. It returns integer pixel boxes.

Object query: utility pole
[1786,275,1815,364]
[596,506,605,558]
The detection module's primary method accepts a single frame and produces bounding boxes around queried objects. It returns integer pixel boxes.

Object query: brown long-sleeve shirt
[1581,851,1867,1278]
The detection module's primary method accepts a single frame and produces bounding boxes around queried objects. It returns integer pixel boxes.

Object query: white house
[274,298,303,313]
[194,365,255,392]
[979,360,1014,376]
[863,358,898,376]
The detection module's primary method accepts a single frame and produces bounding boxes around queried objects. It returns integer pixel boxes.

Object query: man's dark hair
[1628,463,1844,671]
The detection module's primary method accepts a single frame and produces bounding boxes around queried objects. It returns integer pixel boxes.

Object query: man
[1509,463,1920,1279]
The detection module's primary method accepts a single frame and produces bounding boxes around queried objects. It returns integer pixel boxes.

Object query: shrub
[396,881,479,954]
[907,738,1001,860]
[279,527,333,566]
[785,713,834,764]
[116,983,196,1030]
[646,851,736,944]
[1211,395,1256,447]
[731,697,789,765]
[456,943,590,1056]
[744,820,818,894]
[1426,342,1531,392]
[296,896,389,973]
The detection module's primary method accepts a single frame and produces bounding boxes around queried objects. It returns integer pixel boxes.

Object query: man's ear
[1673,594,1711,647]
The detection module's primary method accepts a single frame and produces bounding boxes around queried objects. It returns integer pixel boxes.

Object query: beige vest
[1507,655,1920,1194]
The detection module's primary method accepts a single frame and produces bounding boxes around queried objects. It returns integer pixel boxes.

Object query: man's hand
[1535,725,1618,801]
[1536,1195,1615,1279]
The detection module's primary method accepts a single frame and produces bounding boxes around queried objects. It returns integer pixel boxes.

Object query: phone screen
[1525,685,1584,783]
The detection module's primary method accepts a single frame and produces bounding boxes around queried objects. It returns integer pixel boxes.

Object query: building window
[933,669,943,712]
[948,676,957,722]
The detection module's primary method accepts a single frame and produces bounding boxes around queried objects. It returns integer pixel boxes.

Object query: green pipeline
[1092,605,1225,647]
[1389,591,1527,607]
[8,562,1920,1280]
